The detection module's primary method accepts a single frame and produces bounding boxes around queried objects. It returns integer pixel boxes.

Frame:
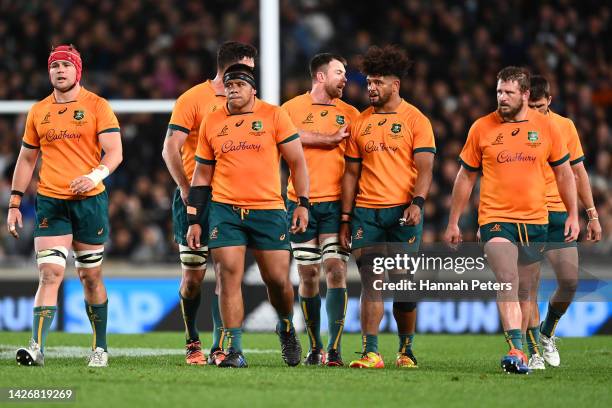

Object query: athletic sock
[85,300,108,351]
[210,294,224,350]
[179,292,201,342]
[326,288,347,352]
[225,328,243,353]
[299,295,323,350]
[540,303,563,337]
[362,334,378,354]
[504,329,523,351]
[526,326,541,356]
[398,333,415,353]
[276,312,295,334]
[32,306,57,353]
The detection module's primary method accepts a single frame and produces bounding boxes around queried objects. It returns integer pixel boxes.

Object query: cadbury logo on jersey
[44,129,82,142]
[221,140,262,153]
[496,150,536,164]
[364,140,399,154]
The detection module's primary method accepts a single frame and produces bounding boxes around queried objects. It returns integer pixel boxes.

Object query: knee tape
[291,242,321,265]
[179,244,208,270]
[74,248,104,269]
[36,246,69,267]
[320,236,349,263]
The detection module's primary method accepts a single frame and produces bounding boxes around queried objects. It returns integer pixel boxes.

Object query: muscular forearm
[573,164,596,209]
[11,150,38,192]
[412,154,434,199]
[448,169,476,225]
[163,148,189,190]
[297,130,322,146]
[162,130,190,190]
[555,165,578,217]
[100,148,122,173]
[288,159,309,198]
[341,170,359,214]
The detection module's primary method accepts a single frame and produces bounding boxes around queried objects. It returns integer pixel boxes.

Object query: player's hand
[321,126,349,148]
[586,218,602,242]
[444,224,462,249]
[186,224,202,249]
[69,176,96,194]
[290,206,308,234]
[400,204,421,226]
[339,222,351,250]
[564,214,580,242]
[6,208,23,239]
[179,186,189,205]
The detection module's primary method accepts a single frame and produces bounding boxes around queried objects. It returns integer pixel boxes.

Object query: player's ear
[393,78,400,93]
[316,71,325,83]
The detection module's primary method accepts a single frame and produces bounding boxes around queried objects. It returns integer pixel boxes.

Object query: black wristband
[298,196,309,208]
[11,190,24,197]
[411,196,425,209]
[339,220,351,225]
[187,186,212,225]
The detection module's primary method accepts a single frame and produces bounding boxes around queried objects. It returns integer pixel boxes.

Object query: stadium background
[0,0,610,337]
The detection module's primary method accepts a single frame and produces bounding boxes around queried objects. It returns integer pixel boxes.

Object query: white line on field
[0,344,278,359]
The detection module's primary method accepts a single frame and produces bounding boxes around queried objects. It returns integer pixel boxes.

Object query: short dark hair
[497,66,531,93]
[309,53,347,79]
[217,41,258,71]
[361,45,412,78]
[529,75,551,101]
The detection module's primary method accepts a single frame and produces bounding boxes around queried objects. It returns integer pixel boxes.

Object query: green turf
[0,332,610,408]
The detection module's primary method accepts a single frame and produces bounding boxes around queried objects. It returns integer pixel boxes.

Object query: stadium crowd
[0,0,610,261]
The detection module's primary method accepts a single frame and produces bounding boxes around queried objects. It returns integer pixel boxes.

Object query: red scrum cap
[48,45,82,83]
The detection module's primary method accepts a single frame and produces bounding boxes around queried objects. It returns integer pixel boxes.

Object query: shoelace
[90,350,104,364]
[280,333,298,353]
[543,336,559,352]
[186,342,202,354]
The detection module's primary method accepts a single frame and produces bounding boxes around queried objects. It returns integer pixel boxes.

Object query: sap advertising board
[58,278,612,336]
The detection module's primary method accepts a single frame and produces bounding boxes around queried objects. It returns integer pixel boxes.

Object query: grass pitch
[0,332,610,408]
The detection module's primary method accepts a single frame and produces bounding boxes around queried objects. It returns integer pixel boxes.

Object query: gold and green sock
[504,329,523,351]
[398,333,414,353]
[85,300,108,351]
[32,306,57,353]
[299,295,323,350]
[362,334,378,353]
[526,326,541,356]
[179,292,201,343]
[326,288,347,352]
[540,303,563,338]
[276,312,294,334]
[226,328,243,352]
[210,294,224,350]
